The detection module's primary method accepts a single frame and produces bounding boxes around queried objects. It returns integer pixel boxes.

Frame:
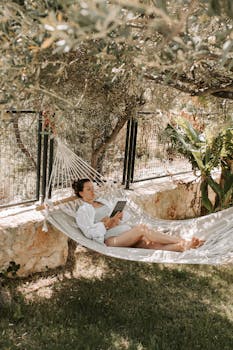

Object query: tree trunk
[13,116,36,168]
[91,116,128,169]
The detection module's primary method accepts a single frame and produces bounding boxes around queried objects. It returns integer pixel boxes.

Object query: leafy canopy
[1,0,233,109]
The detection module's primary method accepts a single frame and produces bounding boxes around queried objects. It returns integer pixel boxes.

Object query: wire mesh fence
[0,112,193,208]
[102,115,192,185]
[133,115,192,181]
[101,124,127,183]
[0,111,39,207]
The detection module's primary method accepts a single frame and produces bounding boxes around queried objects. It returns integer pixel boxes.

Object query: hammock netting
[42,138,233,265]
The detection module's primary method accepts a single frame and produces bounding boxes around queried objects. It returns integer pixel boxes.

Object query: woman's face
[79,181,95,203]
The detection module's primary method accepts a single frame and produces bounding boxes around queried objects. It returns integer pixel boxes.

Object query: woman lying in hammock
[72,178,204,252]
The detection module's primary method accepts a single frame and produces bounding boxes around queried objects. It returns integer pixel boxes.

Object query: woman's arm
[99,197,131,223]
[101,212,122,229]
[76,204,106,244]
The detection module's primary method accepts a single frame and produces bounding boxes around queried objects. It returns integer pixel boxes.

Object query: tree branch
[144,72,233,99]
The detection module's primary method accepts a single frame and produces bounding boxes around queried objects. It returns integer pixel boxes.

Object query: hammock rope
[44,138,106,204]
[41,137,233,265]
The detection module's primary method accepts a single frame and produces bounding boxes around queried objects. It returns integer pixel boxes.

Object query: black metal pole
[130,119,138,183]
[6,110,37,114]
[125,119,135,190]
[42,124,49,202]
[48,135,54,199]
[36,112,43,200]
[122,119,131,185]
[127,118,137,186]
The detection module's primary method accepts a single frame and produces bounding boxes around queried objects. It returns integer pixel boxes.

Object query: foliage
[38,48,142,169]
[1,0,233,171]
[1,0,233,110]
[0,261,20,278]
[166,117,233,213]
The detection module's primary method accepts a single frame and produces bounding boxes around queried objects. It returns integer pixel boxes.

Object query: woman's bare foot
[192,237,205,248]
[181,237,205,251]
[133,237,205,252]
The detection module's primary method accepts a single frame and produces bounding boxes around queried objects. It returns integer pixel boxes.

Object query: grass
[0,245,233,350]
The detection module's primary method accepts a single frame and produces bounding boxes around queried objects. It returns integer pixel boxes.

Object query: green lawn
[0,246,233,350]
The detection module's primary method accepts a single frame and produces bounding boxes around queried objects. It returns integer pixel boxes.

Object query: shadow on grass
[1,251,233,350]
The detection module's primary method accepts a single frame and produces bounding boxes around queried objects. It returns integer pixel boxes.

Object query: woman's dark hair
[72,178,91,198]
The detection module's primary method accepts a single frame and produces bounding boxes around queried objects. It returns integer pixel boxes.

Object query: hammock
[41,138,233,265]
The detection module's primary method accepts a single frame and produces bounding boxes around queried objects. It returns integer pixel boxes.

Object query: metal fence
[133,115,192,182]
[0,111,41,208]
[0,112,192,208]
[101,124,127,183]
[102,115,192,188]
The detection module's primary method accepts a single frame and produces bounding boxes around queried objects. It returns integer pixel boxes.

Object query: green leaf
[221,171,233,207]
[190,149,205,171]
[205,146,212,165]
[201,180,213,213]
[176,117,200,144]
[206,176,222,201]
[222,186,233,207]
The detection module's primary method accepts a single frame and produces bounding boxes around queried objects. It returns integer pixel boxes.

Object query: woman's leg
[105,224,180,247]
[105,226,144,247]
[105,224,203,251]
[138,225,204,248]
[134,237,201,252]
[140,225,182,244]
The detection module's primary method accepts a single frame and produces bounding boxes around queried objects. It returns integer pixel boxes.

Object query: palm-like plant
[166,117,233,215]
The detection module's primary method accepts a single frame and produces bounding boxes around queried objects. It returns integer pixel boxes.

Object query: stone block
[0,208,68,277]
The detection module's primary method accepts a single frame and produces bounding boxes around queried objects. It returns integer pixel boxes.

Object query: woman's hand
[102,217,114,229]
[111,212,122,226]
[116,211,123,220]
[102,212,122,229]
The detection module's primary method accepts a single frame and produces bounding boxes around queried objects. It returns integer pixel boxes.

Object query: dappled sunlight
[72,247,110,280]
[218,302,233,323]
[2,254,233,349]
[16,250,110,301]
[171,265,233,323]
[198,299,233,324]
[17,276,60,301]
[111,333,144,350]
[111,334,130,349]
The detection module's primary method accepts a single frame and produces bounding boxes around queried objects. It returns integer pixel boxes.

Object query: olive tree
[1,0,233,168]
[1,0,233,106]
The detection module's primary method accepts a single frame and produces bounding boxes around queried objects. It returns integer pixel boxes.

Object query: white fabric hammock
[43,138,233,265]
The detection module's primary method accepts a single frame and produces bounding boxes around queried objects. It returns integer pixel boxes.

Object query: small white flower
[56,24,69,30]
[64,45,70,52]
[44,24,54,31]
[56,40,66,46]
[223,40,232,51]
[80,1,88,8]
[80,9,89,16]
[126,12,135,20]
[112,67,120,73]
[208,35,216,44]
[199,134,205,142]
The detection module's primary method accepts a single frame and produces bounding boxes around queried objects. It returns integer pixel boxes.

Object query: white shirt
[76,198,130,244]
